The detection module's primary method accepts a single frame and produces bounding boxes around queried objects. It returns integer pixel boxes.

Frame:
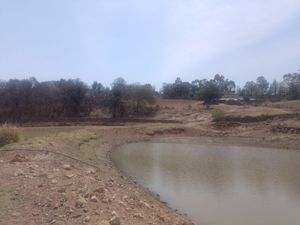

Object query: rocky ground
[0,99,299,225]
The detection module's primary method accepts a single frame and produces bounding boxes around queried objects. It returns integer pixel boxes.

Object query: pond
[112,143,300,225]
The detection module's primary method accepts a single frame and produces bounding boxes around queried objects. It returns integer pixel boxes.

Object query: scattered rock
[90,195,99,202]
[51,179,58,184]
[49,219,56,224]
[32,212,39,216]
[118,201,126,207]
[0,159,4,163]
[109,215,120,225]
[101,198,111,204]
[86,167,96,174]
[65,173,74,179]
[133,212,144,219]
[94,187,105,194]
[14,169,24,177]
[53,203,60,209]
[83,208,89,213]
[10,154,28,163]
[84,215,91,222]
[158,215,165,222]
[12,212,21,217]
[71,213,82,218]
[62,164,72,170]
[141,201,151,209]
[57,187,66,193]
[75,196,87,208]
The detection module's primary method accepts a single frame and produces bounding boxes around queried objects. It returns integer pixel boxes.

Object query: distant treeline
[0,77,156,122]
[0,70,299,122]
[240,71,300,100]
[161,75,236,100]
[161,74,236,104]
[161,71,300,102]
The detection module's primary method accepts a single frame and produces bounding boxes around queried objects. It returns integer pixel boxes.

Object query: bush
[0,124,19,147]
[211,108,225,121]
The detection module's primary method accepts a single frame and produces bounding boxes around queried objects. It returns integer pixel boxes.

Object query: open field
[266,100,300,110]
[0,99,299,225]
[214,104,293,117]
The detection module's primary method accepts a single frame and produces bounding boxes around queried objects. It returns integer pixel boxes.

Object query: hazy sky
[0,0,300,89]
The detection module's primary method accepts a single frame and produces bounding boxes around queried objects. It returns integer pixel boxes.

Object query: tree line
[240,71,300,100]
[0,70,299,122]
[0,77,157,122]
[161,71,300,103]
[161,74,236,104]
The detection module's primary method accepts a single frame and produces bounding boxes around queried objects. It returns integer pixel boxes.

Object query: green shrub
[0,124,19,147]
[211,108,225,121]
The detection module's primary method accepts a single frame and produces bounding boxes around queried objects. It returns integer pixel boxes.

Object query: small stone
[53,203,60,209]
[90,195,99,202]
[101,198,111,204]
[94,187,105,194]
[57,187,66,193]
[12,212,21,217]
[141,201,151,209]
[14,169,24,177]
[83,208,89,213]
[50,219,57,224]
[109,215,120,225]
[62,164,72,170]
[0,160,4,163]
[32,212,39,216]
[75,196,87,208]
[65,173,74,179]
[71,214,82,218]
[10,154,28,163]
[86,168,96,174]
[84,215,91,222]
[133,213,144,219]
[51,179,58,184]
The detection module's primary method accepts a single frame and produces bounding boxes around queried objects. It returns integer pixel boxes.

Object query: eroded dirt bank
[1,125,200,225]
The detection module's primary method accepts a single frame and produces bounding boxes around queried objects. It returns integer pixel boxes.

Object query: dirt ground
[0,99,299,225]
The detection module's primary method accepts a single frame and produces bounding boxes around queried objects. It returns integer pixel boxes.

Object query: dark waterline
[112,143,300,225]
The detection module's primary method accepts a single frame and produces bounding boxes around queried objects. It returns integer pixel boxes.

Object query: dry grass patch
[211,108,225,121]
[215,104,292,117]
[0,124,19,147]
[267,100,300,110]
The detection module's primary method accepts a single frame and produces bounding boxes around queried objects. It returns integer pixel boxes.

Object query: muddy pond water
[112,143,300,225]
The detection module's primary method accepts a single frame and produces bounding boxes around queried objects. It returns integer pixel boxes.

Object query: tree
[128,84,156,114]
[283,72,300,99]
[241,81,257,100]
[56,79,90,117]
[213,74,235,93]
[108,78,128,118]
[269,80,279,97]
[256,76,269,99]
[197,81,222,107]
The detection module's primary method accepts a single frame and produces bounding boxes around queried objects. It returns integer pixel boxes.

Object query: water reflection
[112,143,300,225]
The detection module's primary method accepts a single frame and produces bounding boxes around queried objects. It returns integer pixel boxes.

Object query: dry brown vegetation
[0,124,19,147]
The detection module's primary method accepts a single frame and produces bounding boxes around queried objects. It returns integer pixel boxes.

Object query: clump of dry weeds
[0,124,19,147]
